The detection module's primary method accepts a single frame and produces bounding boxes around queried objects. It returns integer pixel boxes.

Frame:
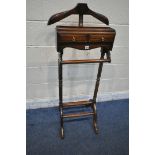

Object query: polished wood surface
[61,58,111,64]
[57,26,116,51]
[47,3,109,26]
[63,100,92,108]
[63,112,94,119]
[47,3,116,139]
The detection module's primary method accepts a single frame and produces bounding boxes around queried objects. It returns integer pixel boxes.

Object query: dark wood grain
[61,59,111,64]
[47,3,116,139]
[63,100,92,108]
[57,26,116,51]
[47,3,109,25]
[63,112,94,118]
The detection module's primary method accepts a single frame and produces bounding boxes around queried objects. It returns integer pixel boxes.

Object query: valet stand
[47,3,116,139]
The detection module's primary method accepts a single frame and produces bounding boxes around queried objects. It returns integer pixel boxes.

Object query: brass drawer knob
[72,36,76,41]
[102,37,105,41]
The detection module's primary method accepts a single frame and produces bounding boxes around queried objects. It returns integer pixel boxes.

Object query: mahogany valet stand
[47,3,116,139]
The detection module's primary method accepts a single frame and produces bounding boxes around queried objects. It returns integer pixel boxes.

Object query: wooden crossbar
[63,112,94,118]
[61,58,111,64]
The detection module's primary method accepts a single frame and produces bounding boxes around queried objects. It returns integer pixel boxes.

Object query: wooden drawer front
[58,33,115,43]
[58,34,88,43]
[90,34,115,43]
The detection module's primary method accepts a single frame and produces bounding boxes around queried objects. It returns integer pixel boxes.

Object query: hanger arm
[89,10,109,25]
[47,3,109,25]
[47,9,75,25]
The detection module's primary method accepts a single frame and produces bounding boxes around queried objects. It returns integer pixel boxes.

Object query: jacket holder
[47,3,116,139]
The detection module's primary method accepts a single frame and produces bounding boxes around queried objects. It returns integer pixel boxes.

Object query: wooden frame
[47,3,109,26]
[47,3,116,139]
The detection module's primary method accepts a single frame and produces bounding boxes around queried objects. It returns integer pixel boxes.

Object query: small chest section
[56,26,116,51]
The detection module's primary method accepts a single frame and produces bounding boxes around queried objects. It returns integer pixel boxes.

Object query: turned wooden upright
[47,3,116,139]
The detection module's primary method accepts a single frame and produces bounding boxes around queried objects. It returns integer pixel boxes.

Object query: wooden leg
[92,103,98,134]
[58,51,64,139]
[57,48,110,138]
[60,107,64,139]
[92,47,106,134]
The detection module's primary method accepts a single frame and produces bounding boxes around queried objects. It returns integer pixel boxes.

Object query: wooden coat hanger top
[47,3,109,26]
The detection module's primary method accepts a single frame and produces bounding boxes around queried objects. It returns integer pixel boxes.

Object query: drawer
[58,33,115,43]
[56,26,116,51]
[58,34,88,42]
[90,34,115,42]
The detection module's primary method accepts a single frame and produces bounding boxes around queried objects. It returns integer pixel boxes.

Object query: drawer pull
[102,37,105,41]
[72,36,76,41]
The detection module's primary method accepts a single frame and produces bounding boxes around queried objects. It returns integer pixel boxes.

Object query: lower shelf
[63,111,94,118]
[63,100,93,108]
[59,99,98,138]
